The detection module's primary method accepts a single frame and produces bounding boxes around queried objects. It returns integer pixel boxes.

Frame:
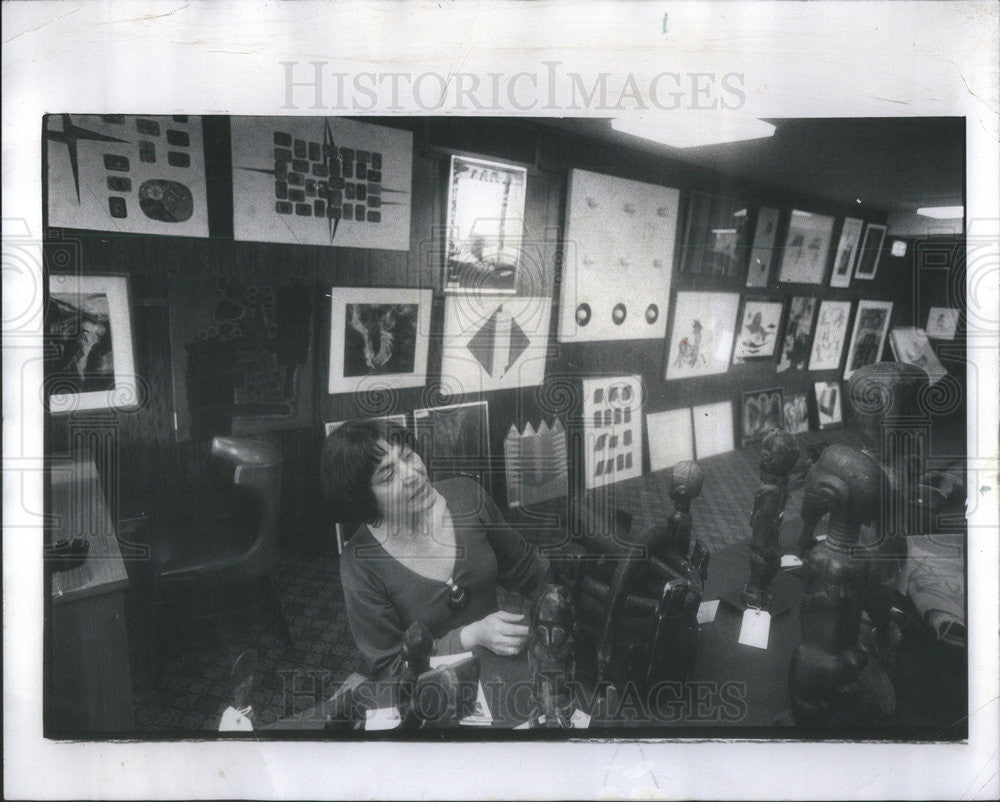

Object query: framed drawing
[777,296,818,372]
[324,413,407,437]
[889,327,947,385]
[830,217,864,287]
[926,307,960,340]
[558,168,680,343]
[665,291,741,380]
[783,392,810,434]
[854,222,887,280]
[412,400,491,491]
[646,408,694,473]
[328,287,431,394]
[808,299,852,371]
[679,191,750,277]
[692,401,735,460]
[503,419,569,509]
[745,207,780,287]
[732,298,784,363]
[777,211,835,284]
[843,299,893,379]
[46,274,138,413]
[740,387,785,446]
[813,381,843,430]
[444,155,527,294]
[582,375,644,490]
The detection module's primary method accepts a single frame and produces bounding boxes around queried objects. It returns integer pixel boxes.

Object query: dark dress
[340,477,549,679]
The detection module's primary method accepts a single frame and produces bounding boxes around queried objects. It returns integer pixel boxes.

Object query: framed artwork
[680,191,750,277]
[777,211,835,284]
[889,327,948,386]
[830,217,864,288]
[740,387,785,446]
[843,299,893,379]
[558,169,680,343]
[582,375,644,490]
[745,207,780,287]
[46,274,137,413]
[439,295,551,394]
[813,381,843,430]
[45,114,209,237]
[692,401,735,460]
[230,116,412,249]
[732,298,784,363]
[412,400,491,491]
[776,296,818,373]
[324,413,407,437]
[665,291,741,380]
[328,287,431,394]
[808,299,852,371]
[444,155,527,294]
[926,307,960,340]
[854,222,887,280]
[503,419,569,508]
[646,408,694,473]
[783,392,810,434]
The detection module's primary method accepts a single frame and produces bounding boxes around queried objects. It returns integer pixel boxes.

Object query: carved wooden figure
[528,584,576,728]
[397,620,433,726]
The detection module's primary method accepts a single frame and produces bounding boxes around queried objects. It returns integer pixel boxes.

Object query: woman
[322,419,550,680]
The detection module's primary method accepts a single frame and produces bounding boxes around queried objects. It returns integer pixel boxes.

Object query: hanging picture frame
[740,386,785,446]
[745,207,780,287]
[777,210,835,284]
[843,299,893,379]
[732,298,784,363]
[646,408,695,473]
[808,299,852,371]
[830,217,864,288]
[813,381,843,430]
[926,307,960,340]
[889,327,947,386]
[679,191,751,277]
[783,392,810,434]
[412,400,492,492]
[692,400,735,460]
[324,413,407,437]
[776,296,818,372]
[665,291,741,380]
[581,375,644,490]
[854,222,887,280]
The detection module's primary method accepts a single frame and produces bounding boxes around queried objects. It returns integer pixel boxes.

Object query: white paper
[738,608,771,650]
[697,599,720,624]
[364,707,402,730]
[781,554,804,569]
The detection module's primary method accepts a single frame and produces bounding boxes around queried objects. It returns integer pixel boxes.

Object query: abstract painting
[445,155,526,294]
[814,381,843,430]
[808,300,852,371]
[324,414,407,437]
[776,296,818,372]
[413,401,491,491]
[926,307,960,340]
[745,207,780,287]
[692,401,735,460]
[680,191,750,277]
[844,299,893,379]
[777,211,835,284]
[328,288,431,394]
[558,169,680,342]
[646,408,694,473]
[830,217,864,288]
[582,375,644,490]
[854,223,887,280]
[665,291,740,380]
[45,114,209,237]
[783,393,810,434]
[888,327,947,385]
[231,116,412,249]
[503,419,569,508]
[740,387,785,446]
[732,299,784,363]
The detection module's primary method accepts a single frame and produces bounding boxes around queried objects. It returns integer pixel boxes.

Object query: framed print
[783,392,810,434]
[582,375,644,490]
[813,381,843,430]
[777,296,818,372]
[679,191,750,277]
[745,206,780,287]
[444,155,527,294]
[889,327,948,385]
[843,299,893,379]
[692,401,735,460]
[328,287,431,394]
[324,413,407,437]
[412,400,491,491]
[854,222,887,280]
[504,419,569,509]
[732,298,784,363]
[926,306,960,339]
[665,291,741,380]
[777,210,835,284]
[830,217,864,287]
[646,408,694,473]
[740,386,785,446]
[808,299,852,371]
[46,274,138,413]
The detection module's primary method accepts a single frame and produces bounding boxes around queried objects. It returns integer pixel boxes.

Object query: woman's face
[370,438,434,523]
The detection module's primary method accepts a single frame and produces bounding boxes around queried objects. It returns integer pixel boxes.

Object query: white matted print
[558,169,680,342]
[854,222,887,280]
[889,327,947,385]
[830,217,864,287]
[440,295,551,394]
[646,408,694,473]
[692,401,735,460]
[777,296,818,372]
[808,299,853,371]
[783,393,810,434]
[665,291,740,380]
[843,299,893,379]
[324,413,407,437]
[582,375,643,490]
[778,211,835,284]
[926,306,960,339]
[46,114,209,237]
[231,116,412,249]
[732,299,783,363]
[328,288,431,394]
[745,207,781,287]
[814,381,843,430]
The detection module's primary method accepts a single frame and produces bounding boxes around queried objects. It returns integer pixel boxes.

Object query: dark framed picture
[777,210,835,284]
[813,381,843,430]
[680,190,750,276]
[843,299,893,379]
[854,222,887,280]
[783,392,810,434]
[777,296,818,372]
[732,298,784,363]
[412,400,492,492]
[830,217,864,287]
[740,386,785,446]
[745,206,780,287]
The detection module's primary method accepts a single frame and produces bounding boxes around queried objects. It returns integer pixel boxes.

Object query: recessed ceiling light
[917,206,964,219]
[611,114,776,149]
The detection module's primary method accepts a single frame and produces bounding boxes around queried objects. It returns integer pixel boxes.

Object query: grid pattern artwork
[582,375,644,489]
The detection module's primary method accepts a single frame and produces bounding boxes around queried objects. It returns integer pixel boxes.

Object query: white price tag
[364,707,402,730]
[781,554,803,569]
[697,599,720,624]
[738,608,771,650]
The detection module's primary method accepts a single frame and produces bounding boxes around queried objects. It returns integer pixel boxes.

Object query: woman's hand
[460,611,530,656]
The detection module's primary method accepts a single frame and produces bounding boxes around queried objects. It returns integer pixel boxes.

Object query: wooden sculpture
[527,583,577,728]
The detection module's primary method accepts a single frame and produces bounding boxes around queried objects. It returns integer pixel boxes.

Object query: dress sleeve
[472,480,550,596]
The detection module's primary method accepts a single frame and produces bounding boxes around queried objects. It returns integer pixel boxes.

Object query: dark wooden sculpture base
[719,567,803,618]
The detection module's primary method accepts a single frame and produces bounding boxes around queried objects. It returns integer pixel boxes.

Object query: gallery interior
[42,114,968,737]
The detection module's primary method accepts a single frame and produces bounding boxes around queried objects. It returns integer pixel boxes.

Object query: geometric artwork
[558,169,680,342]
[843,299,893,380]
[445,155,526,294]
[808,300,852,371]
[746,207,780,287]
[783,393,810,434]
[46,274,137,413]
[830,217,864,288]
[854,223,887,280]
[680,191,750,276]
[45,114,209,237]
[888,327,948,386]
[926,307,960,340]
[776,296,818,372]
[328,287,432,395]
[813,381,843,430]
[665,291,740,380]
[732,299,784,363]
[582,375,643,490]
[692,401,735,460]
[740,387,785,446]
[440,296,551,394]
[503,419,569,508]
[412,401,491,491]
[324,414,407,437]
[230,116,412,249]
[646,408,694,473]
[777,211,835,284]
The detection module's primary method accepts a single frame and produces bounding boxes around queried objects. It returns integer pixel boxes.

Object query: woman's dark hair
[320,419,420,526]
